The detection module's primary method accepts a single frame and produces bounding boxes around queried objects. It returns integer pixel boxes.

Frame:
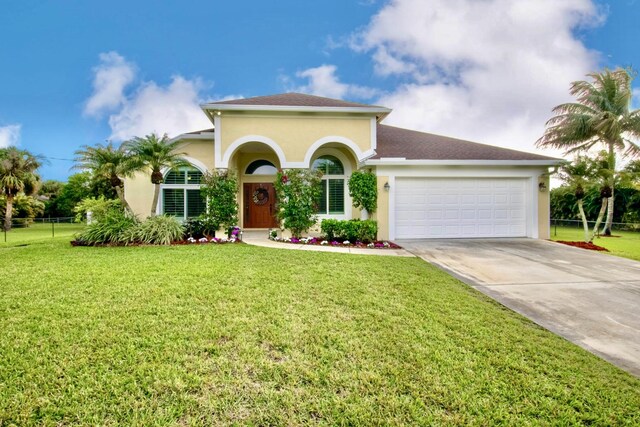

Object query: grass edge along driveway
[1,240,639,425]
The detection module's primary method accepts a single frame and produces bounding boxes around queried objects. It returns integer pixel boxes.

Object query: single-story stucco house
[124,93,561,240]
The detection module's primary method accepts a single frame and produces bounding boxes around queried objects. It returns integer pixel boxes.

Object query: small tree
[274,169,323,237]
[348,170,377,216]
[0,147,42,231]
[199,169,239,236]
[124,133,188,216]
[556,157,596,242]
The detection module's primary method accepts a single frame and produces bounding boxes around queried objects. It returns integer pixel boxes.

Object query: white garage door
[395,178,528,239]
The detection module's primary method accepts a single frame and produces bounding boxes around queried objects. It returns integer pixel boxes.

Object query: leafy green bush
[135,215,184,245]
[199,169,239,233]
[74,196,122,223]
[274,169,323,237]
[321,219,378,242]
[348,170,377,213]
[184,217,218,239]
[75,209,139,245]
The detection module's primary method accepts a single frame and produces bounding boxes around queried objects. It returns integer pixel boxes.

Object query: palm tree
[124,133,187,216]
[74,142,138,213]
[556,157,596,242]
[0,147,42,231]
[536,68,640,235]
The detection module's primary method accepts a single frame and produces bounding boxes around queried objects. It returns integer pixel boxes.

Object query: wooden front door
[243,183,279,228]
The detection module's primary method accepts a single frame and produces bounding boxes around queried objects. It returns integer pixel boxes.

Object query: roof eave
[201,103,392,116]
[364,159,563,166]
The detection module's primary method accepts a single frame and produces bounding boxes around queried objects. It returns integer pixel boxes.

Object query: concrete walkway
[241,230,413,257]
[398,238,640,377]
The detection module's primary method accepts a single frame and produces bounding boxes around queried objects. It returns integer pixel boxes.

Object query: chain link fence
[2,217,85,244]
[551,218,640,236]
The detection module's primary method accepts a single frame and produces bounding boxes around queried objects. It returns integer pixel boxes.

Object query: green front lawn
[0,222,85,246]
[1,239,639,425]
[550,225,640,261]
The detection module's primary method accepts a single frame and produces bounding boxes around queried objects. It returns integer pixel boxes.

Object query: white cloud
[350,0,604,156]
[0,124,21,148]
[108,76,213,141]
[294,65,379,99]
[85,52,214,141]
[84,52,136,117]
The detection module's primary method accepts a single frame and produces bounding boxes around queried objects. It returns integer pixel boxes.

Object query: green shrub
[274,169,323,237]
[136,215,184,245]
[75,209,139,245]
[74,196,122,223]
[199,169,239,232]
[184,217,218,239]
[348,170,377,213]
[320,219,378,242]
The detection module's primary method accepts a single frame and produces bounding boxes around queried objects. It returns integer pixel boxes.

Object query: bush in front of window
[321,219,378,243]
[274,168,323,237]
[199,169,239,235]
[348,170,377,214]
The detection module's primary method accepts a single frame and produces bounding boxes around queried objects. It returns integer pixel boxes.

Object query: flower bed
[555,240,609,252]
[179,236,241,244]
[269,236,402,249]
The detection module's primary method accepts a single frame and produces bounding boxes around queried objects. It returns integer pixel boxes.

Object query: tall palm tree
[74,142,138,214]
[536,68,640,235]
[124,133,187,216]
[0,147,42,231]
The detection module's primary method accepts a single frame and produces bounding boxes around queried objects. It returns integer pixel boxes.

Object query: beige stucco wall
[374,175,390,240]
[538,174,551,239]
[220,114,372,164]
[124,139,214,218]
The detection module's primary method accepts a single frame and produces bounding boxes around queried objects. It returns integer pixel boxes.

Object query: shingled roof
[208,92,386,109]
[373,124,558,161]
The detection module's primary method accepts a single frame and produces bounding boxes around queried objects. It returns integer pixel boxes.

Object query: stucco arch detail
[303,136,364,168]
[221,135,287,168]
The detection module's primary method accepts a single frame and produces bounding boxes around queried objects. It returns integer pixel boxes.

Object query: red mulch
[555,240,609,252]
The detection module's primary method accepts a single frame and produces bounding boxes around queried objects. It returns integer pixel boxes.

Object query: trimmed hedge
[321,219,378,243]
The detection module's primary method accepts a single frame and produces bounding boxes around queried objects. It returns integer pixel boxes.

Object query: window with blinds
[163,189,185,217]
[164,166,203,184]
[161,165,205,219]
[313,155,345,215]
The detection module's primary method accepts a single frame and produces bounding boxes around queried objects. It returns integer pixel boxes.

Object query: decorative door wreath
[252,188,269,205]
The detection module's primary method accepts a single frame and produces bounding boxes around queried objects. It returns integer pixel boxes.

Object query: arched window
[246,160,277,175]
[313,155,345,215]
[161,165,206,219]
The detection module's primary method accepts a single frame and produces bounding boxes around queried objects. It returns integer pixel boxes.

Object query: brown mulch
[555,240,609,252]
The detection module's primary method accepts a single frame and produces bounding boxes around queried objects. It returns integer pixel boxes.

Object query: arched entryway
[227,142,281,229]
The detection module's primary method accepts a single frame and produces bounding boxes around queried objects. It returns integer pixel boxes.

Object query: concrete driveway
[397,238,640,376]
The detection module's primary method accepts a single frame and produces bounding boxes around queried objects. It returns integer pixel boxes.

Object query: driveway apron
[397,238,640,377]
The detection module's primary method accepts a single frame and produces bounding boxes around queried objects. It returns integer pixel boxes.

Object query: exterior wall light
[384,182,390,191]
[538,182,547,192]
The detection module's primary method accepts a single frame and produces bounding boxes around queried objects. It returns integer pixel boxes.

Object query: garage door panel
[395,178,529,239]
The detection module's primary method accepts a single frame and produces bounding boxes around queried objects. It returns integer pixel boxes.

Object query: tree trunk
[602,186,614,236]
[114,185,133,215]
[3,195,13,231]
[577,200,589,243]
[602,144,616,236]
[150,184,160,216]
[590,197,608,243]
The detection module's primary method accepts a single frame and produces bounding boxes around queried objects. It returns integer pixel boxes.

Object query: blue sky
[1,0,638,181]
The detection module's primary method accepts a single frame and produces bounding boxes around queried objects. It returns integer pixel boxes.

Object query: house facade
[124,93,560,240]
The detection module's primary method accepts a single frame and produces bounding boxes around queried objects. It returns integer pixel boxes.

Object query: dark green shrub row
[321,219,378,243]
